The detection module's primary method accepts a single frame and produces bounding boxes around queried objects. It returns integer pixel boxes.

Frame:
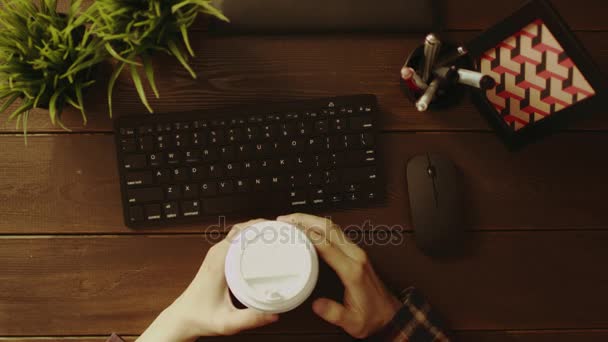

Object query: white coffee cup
[224,220,319,313]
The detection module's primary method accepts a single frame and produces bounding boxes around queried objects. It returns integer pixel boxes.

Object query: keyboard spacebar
[203,194,287,214]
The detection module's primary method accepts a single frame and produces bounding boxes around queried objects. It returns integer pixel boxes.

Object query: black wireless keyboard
[114,94,384,228]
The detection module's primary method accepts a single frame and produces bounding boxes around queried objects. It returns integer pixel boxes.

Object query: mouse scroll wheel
[427,165,437,177]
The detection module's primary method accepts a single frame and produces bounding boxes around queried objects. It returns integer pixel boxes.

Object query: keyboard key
[235,178,251,192]
[314,120,329,135]
[331,118,346,132]
[307,171,322,186]
[329,193,343,203]
[342,167,377,183]
[296,121,312,135]
[345,183,361,192]
[201,148,218,163]
[181,200,201,217]
[270,175,287,190]
[138,136,154,152]
[262,125,278,139]
[259,160,276,175]
[227,128,243,143]
[203,195,251,214]
[220,146,235,161]
[163,202,178,219]
[120,127,135,136]
[191,131,205,146]
[310,188,325,205]
[144,204,162,220]
[175,134,190,149]
[207,164,224,178]
[312,154,329,168]
[120,138,137,153]
[307,136,324,152]
[329,152,345,167]
[182,184,199,199]
[156,135,173,150]
[126,171,153,186]
[165,185,181,200]
[360,132,375,147]
[166,152,183,165]
[346,149,376,165]
[236,144,254,160]
[123,154,147,169]
[252,177,269,191]
[190,166,204,180]
[172,167,189,182]
[200,182,218,197]
[218,180,234,194]
[244,127,260,141]
[127,187,163,204]
[346,192,360,202]
[128,206,144,222]
[138,125,154,135]
[225,162,241,177]
[184,150,201,163]
[289,190,307,206]
[149,152,164,167]
[289,174,306,188]
[209,129,225,144]
[349,116,374,130]
[154,169,170,183]
[286,139,305,153]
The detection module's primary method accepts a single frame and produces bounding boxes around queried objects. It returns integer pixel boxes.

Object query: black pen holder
[400,43,473,110]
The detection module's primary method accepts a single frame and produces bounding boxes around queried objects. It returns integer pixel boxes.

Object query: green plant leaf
[180,24,194,57]
[130,64,154,113]
[142,55,159,99]
[0,93,20,115]
[167,40,197,79]
[48,89,62,125]
[105,43,141,66]
[107,62,125,118]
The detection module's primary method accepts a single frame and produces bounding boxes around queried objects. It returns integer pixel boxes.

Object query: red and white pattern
[480,19,596,131]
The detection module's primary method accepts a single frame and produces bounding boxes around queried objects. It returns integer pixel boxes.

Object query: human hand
[137,219,279,342]
[277,213,401,339]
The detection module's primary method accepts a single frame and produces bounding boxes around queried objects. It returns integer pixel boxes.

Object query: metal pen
[422,33,442,83]
[416,78,441,112]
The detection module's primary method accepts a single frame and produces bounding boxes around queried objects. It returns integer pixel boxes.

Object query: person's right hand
[277,213,402,339]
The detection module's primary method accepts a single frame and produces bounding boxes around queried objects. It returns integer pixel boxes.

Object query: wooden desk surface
[2,0,608,341]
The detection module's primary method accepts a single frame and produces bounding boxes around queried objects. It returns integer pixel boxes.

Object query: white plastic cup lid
[225,220,319,313]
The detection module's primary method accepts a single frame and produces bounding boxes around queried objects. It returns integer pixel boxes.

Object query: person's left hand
[137,219,279,342]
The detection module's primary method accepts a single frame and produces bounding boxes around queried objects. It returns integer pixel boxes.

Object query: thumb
[312,298,356,330]
[224,308,279,333]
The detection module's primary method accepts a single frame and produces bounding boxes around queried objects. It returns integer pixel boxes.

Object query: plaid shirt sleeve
[368,287,450,342]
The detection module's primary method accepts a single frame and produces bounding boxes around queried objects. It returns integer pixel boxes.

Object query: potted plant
[0,0,106,137]
[88,0,229,116]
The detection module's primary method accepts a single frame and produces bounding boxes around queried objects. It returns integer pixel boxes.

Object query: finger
[223,309,279,334]
[278,213,361,259]
[299,227,353,281]
[312,298,357,331]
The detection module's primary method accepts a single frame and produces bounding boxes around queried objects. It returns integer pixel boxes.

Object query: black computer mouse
[406,154,464,257]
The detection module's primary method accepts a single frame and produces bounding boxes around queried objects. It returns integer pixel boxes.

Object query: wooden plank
[1,132,607,234]
[3,330,608,341]
[1,31,607,133]
[442,0,608,31]
[2,232,608,336]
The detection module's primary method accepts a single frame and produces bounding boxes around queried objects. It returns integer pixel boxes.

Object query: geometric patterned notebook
[480,19,596,131]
